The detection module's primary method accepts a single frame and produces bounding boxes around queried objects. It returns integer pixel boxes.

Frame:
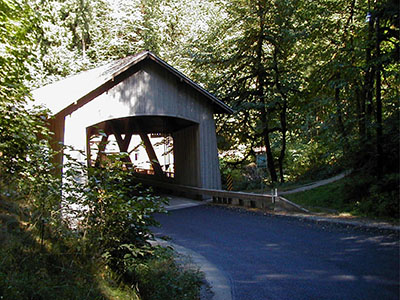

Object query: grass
[284,178,350,214]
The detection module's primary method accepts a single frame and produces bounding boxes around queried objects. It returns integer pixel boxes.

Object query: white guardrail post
[271,188,278,204]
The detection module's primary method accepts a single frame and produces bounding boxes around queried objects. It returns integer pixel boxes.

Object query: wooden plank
[173,125,200,187]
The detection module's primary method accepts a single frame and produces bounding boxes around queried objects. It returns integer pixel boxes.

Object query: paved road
[154,205,399,300]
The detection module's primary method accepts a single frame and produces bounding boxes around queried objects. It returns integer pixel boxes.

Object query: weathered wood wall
[173,124,200,187]
[59,59,221,189]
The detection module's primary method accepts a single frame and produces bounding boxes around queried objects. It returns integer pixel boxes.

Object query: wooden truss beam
[109,120,134,169]
[138,132,164,176]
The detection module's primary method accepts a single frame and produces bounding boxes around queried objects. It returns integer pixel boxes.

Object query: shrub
[61,151,168,276]
[343,172,399,219]
[353,173,400,219]
[130,247,203,300]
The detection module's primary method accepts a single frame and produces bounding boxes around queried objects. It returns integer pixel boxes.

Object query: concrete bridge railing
[133,176,309,213]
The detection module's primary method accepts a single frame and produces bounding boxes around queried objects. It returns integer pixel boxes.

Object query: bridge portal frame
[32,51,232,190]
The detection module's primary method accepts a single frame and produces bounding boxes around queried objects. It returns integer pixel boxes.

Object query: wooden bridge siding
[199,115,222,189]
[173,125,200,187]
[61,59,221,189]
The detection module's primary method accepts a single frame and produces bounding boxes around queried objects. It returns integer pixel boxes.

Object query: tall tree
[0,0,54,194]
[188,0,302,183]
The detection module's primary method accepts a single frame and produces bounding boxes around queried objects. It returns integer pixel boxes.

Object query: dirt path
[279,170,351,195]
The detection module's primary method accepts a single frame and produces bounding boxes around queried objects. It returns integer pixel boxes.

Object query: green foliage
[130,247,203,300]
[0,202,143,300]
[0,142,201,300]
[344,172,399,219]
[228,165,267,191]
[0,104,52,185]
[60,150,168,275]
[0,0,39,93]
[364,174,400,219]
[189,0,302,182]
[283,141,345,182]
[0,0,64,251]
[28,0,221,85]
[0,0,44,180]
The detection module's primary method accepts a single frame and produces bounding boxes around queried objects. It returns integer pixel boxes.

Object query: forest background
[2,0,399,217]
[0,0,399,299]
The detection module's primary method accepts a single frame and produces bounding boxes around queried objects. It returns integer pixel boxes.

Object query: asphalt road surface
[154,205,400,300]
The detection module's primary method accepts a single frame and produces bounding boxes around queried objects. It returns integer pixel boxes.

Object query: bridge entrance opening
[86,115,199,183]
[89,132,174,177]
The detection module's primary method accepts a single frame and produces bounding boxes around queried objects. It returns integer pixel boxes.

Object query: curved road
[154,205,399,300]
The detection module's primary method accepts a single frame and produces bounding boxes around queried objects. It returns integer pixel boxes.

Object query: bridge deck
[162,195,207,211]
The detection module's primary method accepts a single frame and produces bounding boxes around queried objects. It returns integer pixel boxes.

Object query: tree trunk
[256,0,278,183]
[355,87,365,138]
[334,74,349,152]
[278,101,287,183]
[364,16,375,139]
[272,47,287,183]
[260,105,278,182]
[375,16,383,178]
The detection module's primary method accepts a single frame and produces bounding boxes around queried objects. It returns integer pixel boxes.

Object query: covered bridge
[32,51,232,190]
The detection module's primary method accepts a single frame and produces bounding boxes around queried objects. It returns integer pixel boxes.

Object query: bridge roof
[31,51,233,115]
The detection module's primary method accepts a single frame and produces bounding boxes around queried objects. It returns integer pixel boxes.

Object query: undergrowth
[0,201,203,300]
[131,247,203,300]
[0,216,124,300]
[285,173,400,221]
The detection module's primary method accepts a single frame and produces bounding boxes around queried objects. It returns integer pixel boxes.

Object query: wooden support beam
[95,134,108,167]
[138,132,164,176]
[116,133,134,169]
[114,132,132,152]
[109,121,133,169]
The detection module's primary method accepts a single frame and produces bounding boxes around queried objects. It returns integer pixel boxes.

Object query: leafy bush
[350,173,400,219]
[61,150,168,276]
[1,144,202,299]
[130,247,203,300]
[220,156,269,191]
[344,116,400,219]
